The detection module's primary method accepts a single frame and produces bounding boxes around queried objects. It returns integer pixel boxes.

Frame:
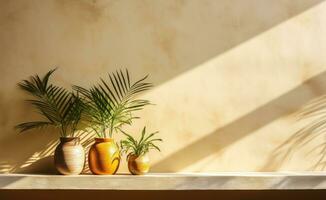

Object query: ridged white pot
[54,137,85,175]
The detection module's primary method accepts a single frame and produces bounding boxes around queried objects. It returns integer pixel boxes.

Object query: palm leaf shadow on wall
[260,94,326,171]
[0,0,325,173]
[152,71,326,172]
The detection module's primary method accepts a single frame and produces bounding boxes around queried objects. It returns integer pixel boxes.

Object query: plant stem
[92,127,101,138]
[102,125,106,138]
[60,125,65,137]
[109,118,114,138]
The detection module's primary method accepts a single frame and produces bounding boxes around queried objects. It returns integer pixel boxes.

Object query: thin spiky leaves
[17,69,56,98]
[120,127,162,157]
[16,69,83,137]
[74,69,153,138]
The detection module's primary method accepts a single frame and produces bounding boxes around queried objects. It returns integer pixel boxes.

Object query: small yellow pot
[128,154,150,175]
[88,138,120,175]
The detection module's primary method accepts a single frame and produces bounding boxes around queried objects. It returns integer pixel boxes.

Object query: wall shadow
[1,0,323,84]
[152,71,326,172]
[0,89,96,174]
[17,156,57,174]
[0,98,58,174]
[0,0,324,173]
[260,95,326,171]
[112,0,325,84]
[0,129,96,174]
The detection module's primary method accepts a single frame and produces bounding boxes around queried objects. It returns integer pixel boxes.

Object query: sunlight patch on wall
[138,1,326,171]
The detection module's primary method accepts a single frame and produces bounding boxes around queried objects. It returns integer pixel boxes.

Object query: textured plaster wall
[1,0,326,173]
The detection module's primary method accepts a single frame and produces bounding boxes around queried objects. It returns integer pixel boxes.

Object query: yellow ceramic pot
[128,154,150,175]
[88,138,120,175]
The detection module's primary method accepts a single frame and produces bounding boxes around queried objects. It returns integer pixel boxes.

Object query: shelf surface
[1,172,326,190]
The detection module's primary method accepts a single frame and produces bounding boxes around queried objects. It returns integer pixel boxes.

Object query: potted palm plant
[16,69,85,175]
[120,127,162,175]
[74,69,153,175]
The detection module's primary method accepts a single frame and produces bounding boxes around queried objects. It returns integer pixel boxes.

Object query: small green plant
[15,69,84,137]
[120,127,162,157]
[74,69,152,138]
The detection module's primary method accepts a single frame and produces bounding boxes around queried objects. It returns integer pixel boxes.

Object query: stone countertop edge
[0,172,326,190]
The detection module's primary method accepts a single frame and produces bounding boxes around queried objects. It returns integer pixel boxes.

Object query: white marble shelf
[0,172,326,190]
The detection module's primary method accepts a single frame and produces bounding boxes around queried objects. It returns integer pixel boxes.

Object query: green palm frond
[120,127,162,156]
[18,68,55,97]
[15,69,84,137]
[73,69,153,138]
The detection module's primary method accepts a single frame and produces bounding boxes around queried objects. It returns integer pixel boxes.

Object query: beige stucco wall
[1,0,326,173]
